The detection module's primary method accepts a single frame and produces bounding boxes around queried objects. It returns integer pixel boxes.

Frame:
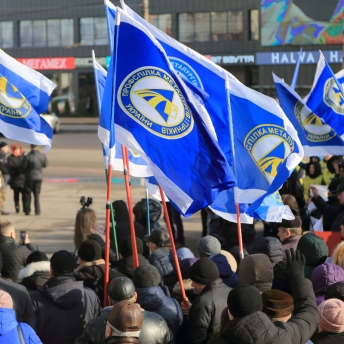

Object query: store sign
[205,54,255,64]
[17,57,75,70]
[256,50,342,65]
[75,57,107,68]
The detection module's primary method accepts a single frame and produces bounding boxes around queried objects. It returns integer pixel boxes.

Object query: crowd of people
[1,153,344,343]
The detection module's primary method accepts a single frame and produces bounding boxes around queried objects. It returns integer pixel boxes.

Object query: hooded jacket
[311,263,344,305]
[251,237,284,267]
[209,254,238,288]
[0,308,41,344]
[18,261,50,293]
[30,275,101,344]
[149,248,175,283]
[136,286,183,337]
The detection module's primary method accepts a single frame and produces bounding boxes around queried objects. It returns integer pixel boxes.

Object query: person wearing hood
[30,250,101,344]
[17,251,50,293]
[0,291,41,344]
[251,236,284,267]
[197,236,238,288]
[133,198,162,233]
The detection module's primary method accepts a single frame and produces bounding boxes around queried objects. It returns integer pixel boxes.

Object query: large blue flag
[0,50,56,149]
[93,50,152,177]
[274,73,344,155]
[107,9,235,216]
[304,52,344,138]
[104,0,116,52]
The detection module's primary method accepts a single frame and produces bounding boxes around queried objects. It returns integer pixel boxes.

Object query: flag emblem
[323,78,344,114]
[118,67,194,139]
[0,76,32,118]
[294,100,336,142]
[244,124,294,183]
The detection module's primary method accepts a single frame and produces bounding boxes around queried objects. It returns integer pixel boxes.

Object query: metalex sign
[17,57,75,70]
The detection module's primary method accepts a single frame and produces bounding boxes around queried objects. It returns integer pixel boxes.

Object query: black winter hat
[50,250,76,274]
[325,281,344,302]
[132,264,161,288]
[189,257,219,285]
[228,285,263,318]
[0,142,8,149]
[120,236,144,258]
[26,251,49,265]
[78,239,102,262]
[108,277,136,302]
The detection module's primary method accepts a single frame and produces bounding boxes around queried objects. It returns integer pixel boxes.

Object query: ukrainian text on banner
[274,73,344,155]
[110,9,235,216]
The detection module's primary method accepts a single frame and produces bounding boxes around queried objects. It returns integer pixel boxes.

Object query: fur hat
[50,250,76,274]
[120,237,144,258]
[78,239,102,262]
[189,257,219,285]
[197,236,221,258]
[0,291,13,309]
[262,289,293,318]
[318,298,344,333]
[132,264,161,288]
[332,242,344,270]
[26,251,49,265]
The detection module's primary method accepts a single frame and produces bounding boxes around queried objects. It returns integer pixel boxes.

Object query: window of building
[149,14,172,36]
[20,19,73,47]
[0,22,13,48]
[249,9,259,40]
[178,11,243,43]
[80,17,108,46]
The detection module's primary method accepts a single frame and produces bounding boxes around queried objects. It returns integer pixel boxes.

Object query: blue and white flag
[304,52,344,138]
[107,9,235,216]
[144,176,168,201]
[104,0,116,52]
[0,50,56,149]
[226,75,304,213]
[93,50,152,177]
[274,74,344,155]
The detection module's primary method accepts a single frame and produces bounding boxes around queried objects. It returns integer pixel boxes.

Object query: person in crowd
[75,277,174,344]
[197,236,238,288]
[311,298,344,343]
[17,251,50,293]
[132,264,183,338]
[332,241,344,270]
[30,250,101,344]
[21,144,48,216]
[133,198,162,233]
[277,218,303,258]
[0,291,41,343]
[310,181,344,231]
[238,254,274,292]
[311,263,344,305]
[207,248,319,344]
[105,301,142,344]
[228,246,249,267]
[0,220,35,282]
[251,236,284,267]
[7,143,25,213]
[74,239,116,306]
[180,257,231,343]
[320,155,339,186]
[0,252,36,330]
[261,289,294,322]
[325,280,344,302]
[0,141,9,217]
[303,161,324,204]
[74,207,116,263]
[114,236,150,279]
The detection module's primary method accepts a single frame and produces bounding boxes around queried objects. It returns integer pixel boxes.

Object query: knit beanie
[262,289,293,318]
[26,251,49,265]
[189,257,219,285]
[0,291,13,309]
[197,236,221,257]
[332,242,344,270]
[132,264,161,288]
[50,250,76,274]
[227,285,263,318]
[325,281,344,303]
[120,237,144,258]
[78,239,102,262]
[318,298,344,333]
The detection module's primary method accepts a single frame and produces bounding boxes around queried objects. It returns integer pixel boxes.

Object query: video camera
[80,196,93,208]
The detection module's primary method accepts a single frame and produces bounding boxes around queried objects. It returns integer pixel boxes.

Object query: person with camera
[0,220,35,283]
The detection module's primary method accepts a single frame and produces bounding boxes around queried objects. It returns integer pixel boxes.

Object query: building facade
[1,0,342,117]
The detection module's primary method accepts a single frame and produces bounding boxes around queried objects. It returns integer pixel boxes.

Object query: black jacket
[31,275,101,344]
[0,236,35,282]
[312,331,344,343]
[0,150,9,177]
[208,277,319,344]
[0,278,36,330]
[18,260,50,293]
[115,254,150,279]
[74,306,174,344]
[183,279,231,344]
[7,154,25,188]
[21,150,47,181]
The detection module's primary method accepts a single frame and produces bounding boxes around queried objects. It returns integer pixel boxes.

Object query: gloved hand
[285,248,305,279]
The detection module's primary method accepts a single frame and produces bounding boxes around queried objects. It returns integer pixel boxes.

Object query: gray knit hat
[197,236,221,257]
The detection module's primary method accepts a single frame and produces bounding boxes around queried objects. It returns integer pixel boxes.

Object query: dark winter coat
[18,261,50,293]
[30,275,101,344]
[7,154,25,188]
[0,236,35,282]
[21,150,47,181]
[182,279,231,344]
[149,248,174,279]
[207,277,319,344]
[251,236,284,266]
[74,306,174,344]
[136,286,183,337]
[0,308,41,344]
[115,254,150,279]
[0,150,9,178]
[209,254,238,288]
[312,331,344,343]
[0,278,36,330]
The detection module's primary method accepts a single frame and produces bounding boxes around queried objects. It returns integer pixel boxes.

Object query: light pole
[143,0,149,21]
